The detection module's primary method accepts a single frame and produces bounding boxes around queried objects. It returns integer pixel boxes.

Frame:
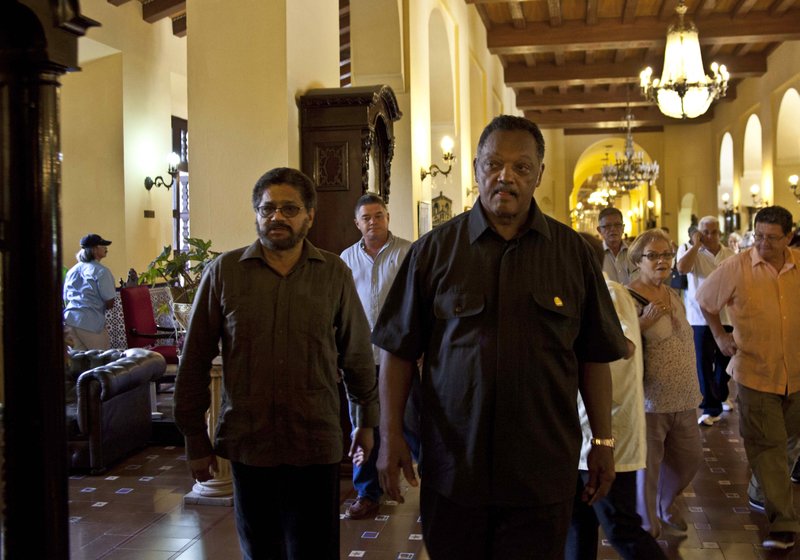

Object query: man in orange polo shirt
[696,205,800,551]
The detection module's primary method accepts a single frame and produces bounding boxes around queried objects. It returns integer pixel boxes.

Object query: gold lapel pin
[554,296,564,307]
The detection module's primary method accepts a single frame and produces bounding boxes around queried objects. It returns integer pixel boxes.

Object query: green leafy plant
[138,237,219,304]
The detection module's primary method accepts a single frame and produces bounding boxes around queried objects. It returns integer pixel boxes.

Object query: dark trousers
[231,462,339,560]
[693,325,733,416]
[566,471,666,560]
[420,484,572,560]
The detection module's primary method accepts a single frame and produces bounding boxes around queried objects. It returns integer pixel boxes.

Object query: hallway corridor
[68,405,800,559]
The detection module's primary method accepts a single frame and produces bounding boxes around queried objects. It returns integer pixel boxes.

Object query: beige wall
[61,54,127,280]
[61,0,187,279]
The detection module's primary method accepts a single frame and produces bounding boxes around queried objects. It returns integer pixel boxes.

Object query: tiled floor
[68,404,800,559]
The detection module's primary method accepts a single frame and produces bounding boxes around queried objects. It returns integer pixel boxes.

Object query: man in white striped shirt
[340,193,413,520]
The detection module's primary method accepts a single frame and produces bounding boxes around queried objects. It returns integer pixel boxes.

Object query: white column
[183,357,234,506]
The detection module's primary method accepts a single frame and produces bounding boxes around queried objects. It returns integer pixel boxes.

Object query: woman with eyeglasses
[626,228,703,539]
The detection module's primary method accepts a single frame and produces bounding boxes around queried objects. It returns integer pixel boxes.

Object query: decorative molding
[315,142,349,191]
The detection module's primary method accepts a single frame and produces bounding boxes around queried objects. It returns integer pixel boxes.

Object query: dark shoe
[749,497,765,512]
[763,532,795,550]
[345,496,380,520]
[791,458,800,483]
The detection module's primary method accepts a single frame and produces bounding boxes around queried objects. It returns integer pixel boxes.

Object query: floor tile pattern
[69,406,800,559]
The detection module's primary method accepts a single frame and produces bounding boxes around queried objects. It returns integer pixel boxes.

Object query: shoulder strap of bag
[627,288,650,307]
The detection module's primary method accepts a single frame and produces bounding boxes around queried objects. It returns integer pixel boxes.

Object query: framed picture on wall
[418,201,431,236]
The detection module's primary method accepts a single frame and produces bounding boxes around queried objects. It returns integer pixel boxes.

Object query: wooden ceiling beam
[487,11,800,54]
[733,0,759,17]
[516,90,653,111]
[586,0,599,25]
[621,0,639,24]
[172,14,186,37]
[508,2,526,29]
[547,0,562,26]
[504,53,766,87]
[142,0,186,24]
[525,105,714,129]
[770,0,797,16]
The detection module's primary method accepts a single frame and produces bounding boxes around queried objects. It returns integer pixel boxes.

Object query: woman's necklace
[658,284,672,312]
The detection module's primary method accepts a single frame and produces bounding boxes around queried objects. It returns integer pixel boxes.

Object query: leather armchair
[66,348,166,474]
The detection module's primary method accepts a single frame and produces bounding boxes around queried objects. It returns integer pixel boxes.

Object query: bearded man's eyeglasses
[256,204,304,218]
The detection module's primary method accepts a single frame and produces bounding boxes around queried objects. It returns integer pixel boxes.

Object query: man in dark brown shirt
[174,167,378,560]
[373,116,627,559]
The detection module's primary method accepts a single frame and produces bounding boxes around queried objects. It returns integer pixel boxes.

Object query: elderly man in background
[597,207,635,285]
[697,205,800,551]
[676,215,736,426]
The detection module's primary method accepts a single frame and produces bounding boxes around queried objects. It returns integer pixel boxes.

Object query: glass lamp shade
[640,1,728,119]
[657,24,715,118]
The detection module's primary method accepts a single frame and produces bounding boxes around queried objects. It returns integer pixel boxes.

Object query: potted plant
[138,237,219,330]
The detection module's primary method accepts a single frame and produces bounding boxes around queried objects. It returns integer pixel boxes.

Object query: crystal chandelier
[639,0,729,119]
[600,109,660,192]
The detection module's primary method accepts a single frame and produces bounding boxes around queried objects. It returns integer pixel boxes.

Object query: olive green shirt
[174,239,379,466]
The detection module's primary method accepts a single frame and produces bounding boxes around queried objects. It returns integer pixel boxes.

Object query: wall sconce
[421,136,455,181]
[144,152,181,191]
[721,192,732,211]
[749,183,767,208]
[790,174,799,202]
[646,200,658,229]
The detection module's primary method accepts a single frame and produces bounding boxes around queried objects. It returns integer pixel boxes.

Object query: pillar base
[183,489,234,507]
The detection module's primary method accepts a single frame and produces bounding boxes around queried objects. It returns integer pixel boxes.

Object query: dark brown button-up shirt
[175,239,379,466]
[372,202,627,506]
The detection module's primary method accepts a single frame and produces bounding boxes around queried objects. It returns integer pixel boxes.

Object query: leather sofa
[66,348,166,474]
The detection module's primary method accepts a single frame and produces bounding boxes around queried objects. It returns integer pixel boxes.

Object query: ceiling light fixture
[600,108,660,192]
[639,0,729,119]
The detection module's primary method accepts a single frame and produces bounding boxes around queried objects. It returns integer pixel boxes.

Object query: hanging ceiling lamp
[600,108,660,192]
[639,0,730,119]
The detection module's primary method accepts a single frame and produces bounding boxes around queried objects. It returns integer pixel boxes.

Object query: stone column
[183,356,234,506]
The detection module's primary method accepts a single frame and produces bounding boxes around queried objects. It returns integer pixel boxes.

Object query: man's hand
[188,455,218,482]
[715,331,738,357]
[691,229,703,248]
[377,432,417,503]
[583,445,615,505]
[349,427,375,467]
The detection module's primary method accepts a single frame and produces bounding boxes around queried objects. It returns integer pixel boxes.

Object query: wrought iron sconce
[144,152,180,191]
[421,136,455,181]
[790,174,799,202]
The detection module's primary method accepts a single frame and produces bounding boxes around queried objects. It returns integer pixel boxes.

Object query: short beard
[257,217,310,251]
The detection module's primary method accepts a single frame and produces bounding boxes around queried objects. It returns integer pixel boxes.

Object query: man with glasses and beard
[174,167,379,560]
[697,205,800,551]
